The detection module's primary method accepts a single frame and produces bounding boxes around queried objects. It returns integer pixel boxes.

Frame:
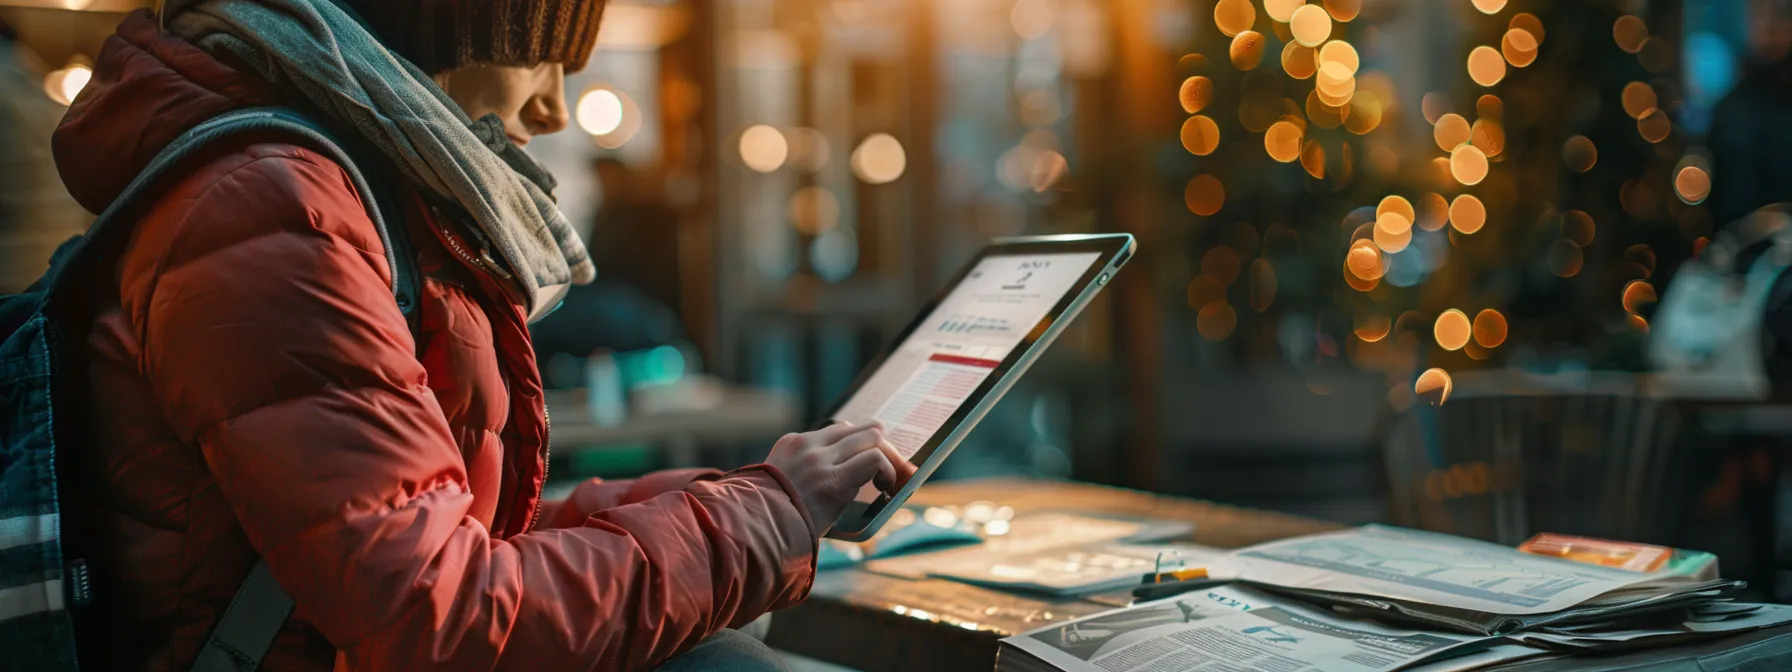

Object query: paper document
[1002,585,1528,672]
[1232,525,1671,615]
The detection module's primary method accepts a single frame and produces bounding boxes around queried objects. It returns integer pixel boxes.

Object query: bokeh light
[1621,82,1657,119]
[1249,259,1278,312]
[1374,212,1413,253]
[1291,5,1332,46]
[1625,244,1658,276]
[1450,194,1487,234]
[1203,246,1243,285]
[1477,94,1503,120]
[1434,113,1471,151]
[1629,314,1650,334]
[1264,0,1302,23]
[1214,0,1256,37]
[1186,274,1225,309]
[1356,313,1391,342]
[1282,43,1317,79]
[1548,239,1584,277]
[1323,0,1360,22]
[1473,309,1508,348]
[1181,115,1221,155]
[1422,92,1452,125]
[740,124,789,173]
[1198,302,1239,340]
[1344,96,1383,135]
[851,133,907,183]
[1471,0,1506,14]
[1638,109,1672,143]
[1467,46,1507,87]
[1561,209,1595,247]
[1318,41,1360,75]
[1434,309,1472,351]
[1450,145,1490,185]
[1510,13,1545,43]
[1010,0,1058,40]
[1308,91,1346,129]
[1178,76,1214,113]
[1563,135,1598,172]
[1418,193,1450,231]
[576,88,625,135]
[1622,280,1658,314]
[1470,119,1505,156]
[1231,31,1267,70]
[1265,121,1303,162]
[1676,164,1712,204]
[1415,368,1452,406]
[1301,139,1327,178]
[1378,195,1416,225]
[1613,15,1647,54]
[788,186,840,235]
[1347,239,1387,280]
[1185,174,1226,216]
[1502,29,1539,67]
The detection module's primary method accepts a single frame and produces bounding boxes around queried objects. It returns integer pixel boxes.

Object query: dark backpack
[0,107,419,671]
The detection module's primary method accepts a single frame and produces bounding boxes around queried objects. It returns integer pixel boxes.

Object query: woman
[53,0,909,669]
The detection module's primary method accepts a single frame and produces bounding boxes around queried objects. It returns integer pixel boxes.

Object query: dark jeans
[655,629,790,672]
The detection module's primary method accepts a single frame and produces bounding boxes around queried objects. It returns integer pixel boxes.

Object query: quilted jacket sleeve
[121,145,818,671]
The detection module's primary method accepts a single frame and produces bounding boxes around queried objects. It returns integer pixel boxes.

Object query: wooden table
[767,477,1792,672]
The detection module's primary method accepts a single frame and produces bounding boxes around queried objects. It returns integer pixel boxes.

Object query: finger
[870,441,917,493]
[825,426,890,464]
[838,444,899,493]
[810,419,873,445]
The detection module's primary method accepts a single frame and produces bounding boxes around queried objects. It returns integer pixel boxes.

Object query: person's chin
[508,134,531,147]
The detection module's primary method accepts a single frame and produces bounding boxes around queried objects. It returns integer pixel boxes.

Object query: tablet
[822,234,1135,541]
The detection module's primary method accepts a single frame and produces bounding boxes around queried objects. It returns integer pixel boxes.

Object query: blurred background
[5,0,1791,597]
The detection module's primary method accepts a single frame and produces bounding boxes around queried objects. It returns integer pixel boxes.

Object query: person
[51,0,912,670]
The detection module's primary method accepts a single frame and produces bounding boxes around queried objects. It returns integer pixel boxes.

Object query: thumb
[838,444,899,493]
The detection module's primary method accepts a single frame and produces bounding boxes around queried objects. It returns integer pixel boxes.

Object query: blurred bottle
[585,350,627,427]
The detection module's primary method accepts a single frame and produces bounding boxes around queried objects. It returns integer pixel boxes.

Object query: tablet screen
[832,251,1105,502]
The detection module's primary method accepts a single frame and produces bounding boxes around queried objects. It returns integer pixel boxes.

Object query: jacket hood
[53,10,277,215]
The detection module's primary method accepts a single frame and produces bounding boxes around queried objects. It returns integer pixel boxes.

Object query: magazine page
[1229,525,1665,615]
[1003,585,1518,672]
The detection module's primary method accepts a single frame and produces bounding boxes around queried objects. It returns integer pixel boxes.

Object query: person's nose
[524,68,570,137]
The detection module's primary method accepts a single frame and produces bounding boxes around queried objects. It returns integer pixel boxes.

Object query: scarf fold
[164,0,595,320]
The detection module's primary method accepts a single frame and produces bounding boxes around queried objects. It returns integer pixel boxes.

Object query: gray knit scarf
[162,0,594,321]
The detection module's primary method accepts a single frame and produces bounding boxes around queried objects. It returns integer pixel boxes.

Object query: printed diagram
[1241,537,1602,607]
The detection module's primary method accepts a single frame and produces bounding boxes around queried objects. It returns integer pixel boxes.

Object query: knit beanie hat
[343,0,608,74]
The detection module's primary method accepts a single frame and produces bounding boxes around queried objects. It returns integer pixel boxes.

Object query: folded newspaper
[1224,525,1745,635]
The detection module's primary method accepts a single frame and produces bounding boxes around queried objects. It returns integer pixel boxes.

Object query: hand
[764,422,916,538]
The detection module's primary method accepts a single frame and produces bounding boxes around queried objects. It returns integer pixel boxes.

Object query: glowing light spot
[1377,195,1416,225]
[1510,13,1545,44]
[1502,28,1539,67]
[1450,194,1487,234]
[1357,313,1391,342]
[1477,95,1503,120]
[1301,139,1326,178]
[1430,157,1455,190]
[1214,0,1256,37]
[789,187,840,235]
[1413,369,1454,404]
[1624,244,1658,276]
[1345,95,1383,135]
[1548,239,1584,277]
[1470,119,1504,156]
[1230,31,1267,70]
[1180,115,1221,156]
[1318,41,1360,75]
[739,125,789,173]
[1563,136,1597,173]
[1422,92,1452,125]
[1434,113,1471,151]
[1265,0,1303,23]
[1614,15,1647,54]
[1435,309,1472,351]
[1638,109,1671,143]
[1345,264,1380,291]
[1622,280,1657,314]
[1450,145,1489,185]
[1375,213,1413,253]
[1347,239,1386,280]
[1178,76,1214,113]
[1203,246,1243,286]
[851,133,907,184]
[1010,0,1058,40]
[1186,274,1225,309]
[1249,259,1277,312]
[1561,209,1595,247]
[576,88,625,135]
[1323,0,1361,22]
[1418,193,1450,231]
[1029,150,1069,192]
[1184,174,1225,215]
[1308,91,1345,129]
[1621,82,1657,119]
[1282,43,1318,79]
[1198,302,1239,340]
[1290,5,1332,46]
[1178,53,1211,72]
[1471,0,1506,14]
[1629,314,1650,333]
[1473,309,1508,348]
[1676,165,1712,204]
[1467,46,1507,87]
[1265,121,1303,163]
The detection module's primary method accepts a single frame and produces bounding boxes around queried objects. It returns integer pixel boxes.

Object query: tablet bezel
[821,233,1136,541]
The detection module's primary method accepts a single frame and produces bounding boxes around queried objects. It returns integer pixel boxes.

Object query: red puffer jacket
[54,11,817,672]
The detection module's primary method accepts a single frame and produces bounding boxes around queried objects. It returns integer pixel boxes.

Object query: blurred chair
[1382,385,1689,547]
